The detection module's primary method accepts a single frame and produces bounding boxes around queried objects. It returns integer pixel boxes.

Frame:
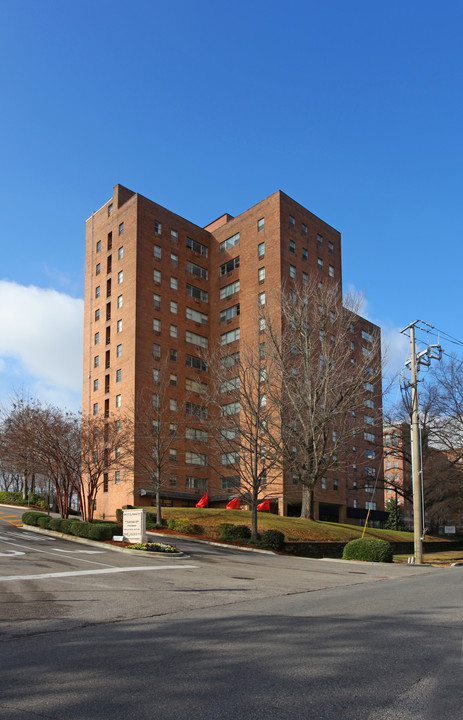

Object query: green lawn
[157,506,447,544]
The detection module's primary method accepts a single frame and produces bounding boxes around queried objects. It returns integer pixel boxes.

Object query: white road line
[0,537,115,567]
[0,550,25,557]
[0,565,198,582]
[53,549,104,554]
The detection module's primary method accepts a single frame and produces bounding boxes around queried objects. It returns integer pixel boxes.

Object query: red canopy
[257,499,270,511]
[196,492,208,508]
[226,497,240,509]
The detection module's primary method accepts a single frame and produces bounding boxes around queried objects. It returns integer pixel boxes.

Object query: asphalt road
[0,507,462,719]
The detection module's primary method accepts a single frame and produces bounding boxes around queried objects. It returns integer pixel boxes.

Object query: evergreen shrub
[21,511,45,526]
[0,491,25,505]
[219,523,252,542]
[261,529,285,550]
[167,518,203,535]
[37,516,52,529]
[49,518,64,532]
[342,537,393,563]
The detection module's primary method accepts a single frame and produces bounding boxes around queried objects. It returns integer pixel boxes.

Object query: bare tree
[0,394,42,501]
[263,279,382,520]
[205,338,282,539]
[76,415,128,522]
[127,362,185,525]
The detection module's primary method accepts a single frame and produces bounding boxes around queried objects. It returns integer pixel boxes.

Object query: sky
[0,0,462,413]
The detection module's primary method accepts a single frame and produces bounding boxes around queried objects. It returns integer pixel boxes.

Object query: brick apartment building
[83,185,384,522]
[383,423,414,530]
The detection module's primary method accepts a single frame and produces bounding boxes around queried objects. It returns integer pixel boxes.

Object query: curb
[146,530,276,555]
[20,525,189,559]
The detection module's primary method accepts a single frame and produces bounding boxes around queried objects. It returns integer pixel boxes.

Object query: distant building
[383,423,414,530]
[83,185,384,522]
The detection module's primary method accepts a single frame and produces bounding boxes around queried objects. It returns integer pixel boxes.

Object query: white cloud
[0,281,83,408]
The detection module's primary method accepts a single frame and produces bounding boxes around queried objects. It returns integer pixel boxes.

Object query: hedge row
[0,491,27,505]
[22,512,120,541]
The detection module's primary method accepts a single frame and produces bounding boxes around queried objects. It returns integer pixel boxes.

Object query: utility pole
[401,320,442,565]
[409,323,423,564]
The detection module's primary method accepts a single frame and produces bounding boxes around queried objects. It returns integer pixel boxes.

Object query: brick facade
[83,186,384,521]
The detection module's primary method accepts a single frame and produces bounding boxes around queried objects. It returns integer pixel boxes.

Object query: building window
[328,241,333,253]
[329,265,334,278]
[153,368,160,384]
[154,220,162,235]
[220,328,240,345]
[186,402,208,418]
[290,265,296,279]
[153,293,161,310]
[94,332,99,345]
[117,319,122,333]
[186,260,208,280]
[170,349,177,362]
[169,474,177,486]
[170,300,178,314]
[220,376,240,393]
[302,271,308,285]
[95,286,100,299]
[220,304,240,323]
[115,470,120,485]
[258,241,265,259]
[186,354,207,372]
[118,246,123,260]
[153,343,161,358]
[170,277,178,290]
[220,256,240,276]
[153,269,161,284]
[169,449,177,463]
[362,330,373,342]
[169,398,177,412]
[186,283,208,303]
[171,252,178,266]
[115,394,121,408]
[289,240,295,254]
[259,317,266,331]
[186,330,208,348]
[170,373,177,386]
[153,318,161,333]
[93,379,98,392]
[289,215,295,228]
[186,237,208,257]
[258,267,265,282]
[221,452,239,466]
[258,217,264,232]
[221,401,240,416]
[116,369,121,383]
[154,245,161,259]
[118,270,123,284]
[186,306,208,325]
[170,325,177,338]
[96,240,101,254]
[94,355,99,368]
[186,451,207,466]
[119,222,124,236]
[220,232,240,253]
[333,479,338,490]
[95,309,100,322]
[302,223,307,235]
[317,258,323,270]
[93,403,98,416]
[171,229,178,243]
[220,280,240,300]
[317,234,322,247]
[117,295,123,309]
[185,477,207,490]
[108,203,113,217]
[364,431,375,443]
[365,501,376,511]
[321,477,327,489]
[96,263,101,276]
[258,291,265,306]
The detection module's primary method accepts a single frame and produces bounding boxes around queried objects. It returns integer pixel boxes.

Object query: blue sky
[0,0,462,411]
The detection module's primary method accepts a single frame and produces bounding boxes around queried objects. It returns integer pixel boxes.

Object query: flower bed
[127,542,178,553]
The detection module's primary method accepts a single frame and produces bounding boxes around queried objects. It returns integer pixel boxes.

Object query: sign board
[444,525,456,534]
[123,510,147,543]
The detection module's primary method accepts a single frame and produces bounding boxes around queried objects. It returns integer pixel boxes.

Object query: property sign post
[123,509,147,543]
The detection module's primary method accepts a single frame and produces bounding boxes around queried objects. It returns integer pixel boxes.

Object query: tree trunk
[300,484,315,520]
[251,499,258,540]
[156,488,162,525]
